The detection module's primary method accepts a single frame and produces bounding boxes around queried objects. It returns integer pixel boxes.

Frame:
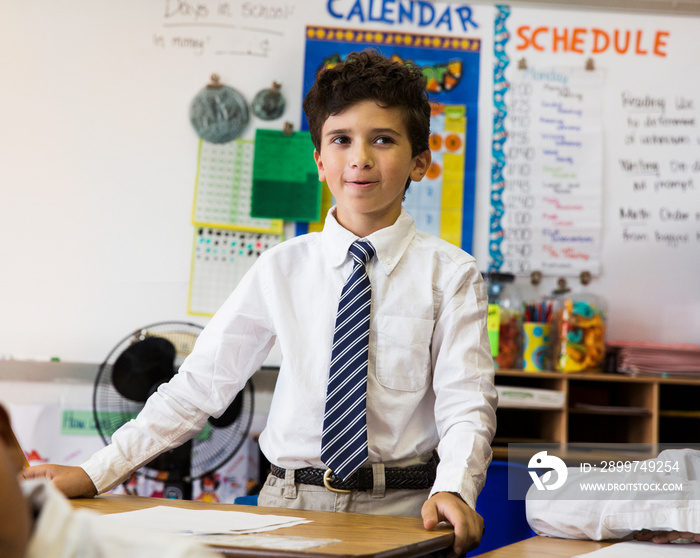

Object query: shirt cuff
[81,444,132,494]
[430,463,481,509]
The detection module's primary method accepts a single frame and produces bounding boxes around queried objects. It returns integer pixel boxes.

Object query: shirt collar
[322,206,416,275]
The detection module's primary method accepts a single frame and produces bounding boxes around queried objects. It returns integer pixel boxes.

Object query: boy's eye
[331,135,350,145]
[375,136,395,145]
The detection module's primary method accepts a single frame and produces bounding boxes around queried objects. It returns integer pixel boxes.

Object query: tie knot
[348,241,375,266]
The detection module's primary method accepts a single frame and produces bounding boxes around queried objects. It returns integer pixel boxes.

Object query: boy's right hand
[20,464,97,498]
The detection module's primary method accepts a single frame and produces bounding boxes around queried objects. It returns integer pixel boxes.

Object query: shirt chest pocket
[373,315,434,391]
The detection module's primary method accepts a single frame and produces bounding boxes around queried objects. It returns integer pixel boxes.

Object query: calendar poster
[298,26,481,252]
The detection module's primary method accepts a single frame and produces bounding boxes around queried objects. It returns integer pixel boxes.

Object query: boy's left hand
[422,491,484,556]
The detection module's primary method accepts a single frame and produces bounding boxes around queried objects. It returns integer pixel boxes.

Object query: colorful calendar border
[489,6,511,271]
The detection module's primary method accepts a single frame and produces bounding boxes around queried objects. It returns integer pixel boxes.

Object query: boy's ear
[410,149,432,182]
[313,148,326,183]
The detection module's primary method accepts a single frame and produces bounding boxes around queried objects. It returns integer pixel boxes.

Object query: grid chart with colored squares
[192,139,283,235]
[188,228,281,316]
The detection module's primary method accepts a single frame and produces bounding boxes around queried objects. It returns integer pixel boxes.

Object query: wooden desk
[71,494,453,557]
[478,536,614,557]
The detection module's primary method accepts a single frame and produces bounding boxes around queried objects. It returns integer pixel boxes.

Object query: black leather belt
[270,452,438,493]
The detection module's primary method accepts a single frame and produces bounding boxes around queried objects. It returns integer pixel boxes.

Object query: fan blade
[112,337,177,402]
[208,391,243,428]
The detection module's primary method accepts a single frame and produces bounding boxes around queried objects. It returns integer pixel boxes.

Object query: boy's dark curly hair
[303,49,431,157]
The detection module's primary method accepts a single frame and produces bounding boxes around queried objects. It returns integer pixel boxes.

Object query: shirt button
[384,257,392,266]
[656,512,667,522]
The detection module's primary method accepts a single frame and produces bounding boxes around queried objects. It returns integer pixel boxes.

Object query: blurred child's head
[303,49,431,159]
[0,405,26,473]
[0,404,31,558]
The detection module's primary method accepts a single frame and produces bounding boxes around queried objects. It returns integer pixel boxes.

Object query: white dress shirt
[82,208,497,508]
[23,479,218,558]
[526,449,700,540]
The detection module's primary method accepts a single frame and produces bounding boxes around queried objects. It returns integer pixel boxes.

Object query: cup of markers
[522,299,553,372]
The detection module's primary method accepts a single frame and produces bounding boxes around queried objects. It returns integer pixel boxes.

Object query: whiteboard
[491,5,700,346]
[0,1,698,363]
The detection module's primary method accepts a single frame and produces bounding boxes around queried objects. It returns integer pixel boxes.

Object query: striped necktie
[321,240,375,481]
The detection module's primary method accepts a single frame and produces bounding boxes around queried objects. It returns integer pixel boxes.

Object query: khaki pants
[258,453,434,517]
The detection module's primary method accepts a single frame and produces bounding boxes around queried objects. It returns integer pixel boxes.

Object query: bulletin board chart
[188,227,281,317]
[299,25,481,252]
[489,58,605,276]
[404,103,467,247]
[192,139,283,235]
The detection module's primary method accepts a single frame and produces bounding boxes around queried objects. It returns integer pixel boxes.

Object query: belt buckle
[323,469,351,493]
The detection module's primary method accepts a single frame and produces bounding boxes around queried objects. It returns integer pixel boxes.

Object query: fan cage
[93,321,254,480]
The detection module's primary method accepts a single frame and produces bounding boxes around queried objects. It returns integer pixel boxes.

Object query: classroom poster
[188,228,281,317]
[250,129,321,222]
[297,25,481,252]
[192,139,283,235]
[490,6,605,276]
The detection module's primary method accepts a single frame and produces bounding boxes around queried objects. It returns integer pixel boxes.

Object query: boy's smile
[314,100,431,237]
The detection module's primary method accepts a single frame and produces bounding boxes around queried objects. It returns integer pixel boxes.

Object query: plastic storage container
[484,272,523,369]
[550,286,607,372]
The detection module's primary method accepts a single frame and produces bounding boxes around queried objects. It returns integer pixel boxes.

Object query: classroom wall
[1,1,698,364]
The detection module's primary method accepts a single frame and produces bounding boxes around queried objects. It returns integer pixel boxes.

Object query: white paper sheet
[575,540,699,557]
[196,533,340,550]
[494,66,605,276]
[95,506,311,535]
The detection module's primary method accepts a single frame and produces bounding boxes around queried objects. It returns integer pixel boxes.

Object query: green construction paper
[251,129,321,222]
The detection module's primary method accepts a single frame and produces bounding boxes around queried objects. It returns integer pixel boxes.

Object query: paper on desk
[575,540,699,557]
[197,533,340,551]
[95,506,311,535]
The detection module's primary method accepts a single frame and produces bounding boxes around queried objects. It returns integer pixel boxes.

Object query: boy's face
[314,100,431,236]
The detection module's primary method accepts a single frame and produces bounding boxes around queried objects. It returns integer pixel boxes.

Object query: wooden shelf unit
[493,369,700,457]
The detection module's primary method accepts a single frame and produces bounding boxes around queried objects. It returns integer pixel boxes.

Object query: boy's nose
[349,142,373,168]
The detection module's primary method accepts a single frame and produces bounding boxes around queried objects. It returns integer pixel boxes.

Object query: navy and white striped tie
[321,240,375,481]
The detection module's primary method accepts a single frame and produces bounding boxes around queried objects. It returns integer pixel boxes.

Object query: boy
[0,404,218,558]
[23,50,497,555]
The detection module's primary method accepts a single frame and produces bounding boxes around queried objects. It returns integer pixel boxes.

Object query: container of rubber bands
[550,284,607,373]
[483,272,523,370]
